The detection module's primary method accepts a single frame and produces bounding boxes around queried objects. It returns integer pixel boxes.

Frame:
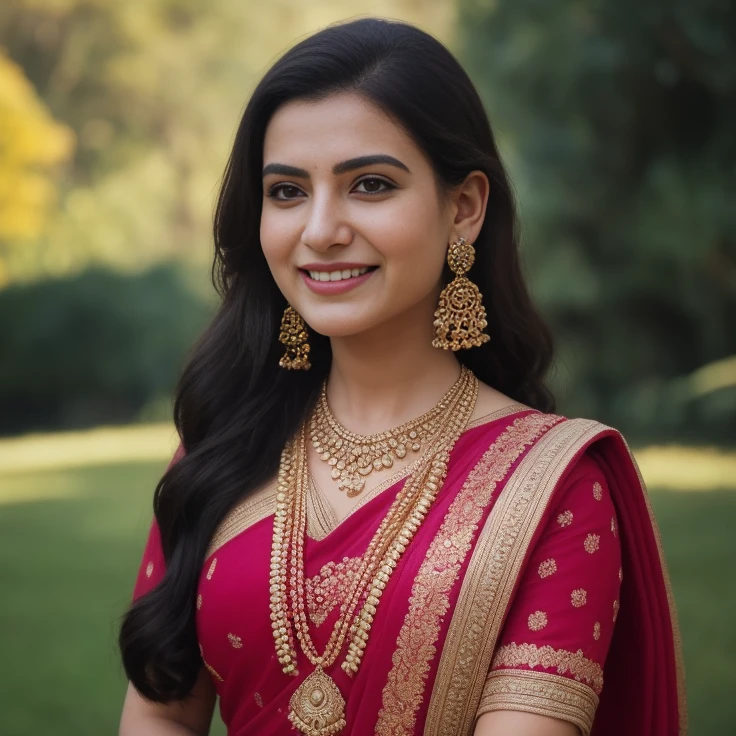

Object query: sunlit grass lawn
[0,426,734,735]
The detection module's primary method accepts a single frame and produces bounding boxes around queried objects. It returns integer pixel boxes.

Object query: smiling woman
[118,18,686,736]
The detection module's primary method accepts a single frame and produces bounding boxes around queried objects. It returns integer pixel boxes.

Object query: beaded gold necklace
[309,369,468,496]
[269,366,478,735]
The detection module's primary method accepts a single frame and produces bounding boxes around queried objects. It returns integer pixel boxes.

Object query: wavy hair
[119,17,555,702]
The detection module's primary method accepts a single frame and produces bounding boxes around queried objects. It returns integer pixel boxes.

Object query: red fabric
[490,453,623,694]
[129,418,685,735]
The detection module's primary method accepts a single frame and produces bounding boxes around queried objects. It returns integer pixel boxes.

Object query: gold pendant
[288,666,347,736]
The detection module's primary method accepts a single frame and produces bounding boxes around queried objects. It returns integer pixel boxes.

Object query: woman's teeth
[307,267,371,282]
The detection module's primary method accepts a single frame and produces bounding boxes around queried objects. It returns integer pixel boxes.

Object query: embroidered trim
[477,669,599,736]
[206,481,277,558]
[375,412,560,736]
[463,404,529,430]
[199,644,223,682]
[491,643,604,694]
[425,418,610,736]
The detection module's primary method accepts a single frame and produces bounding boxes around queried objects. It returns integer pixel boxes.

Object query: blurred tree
[459,0,736,440]
[0,0,454,285]
[0,47,73,284]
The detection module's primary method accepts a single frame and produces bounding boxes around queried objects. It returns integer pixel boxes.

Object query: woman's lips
[300,267,377,295]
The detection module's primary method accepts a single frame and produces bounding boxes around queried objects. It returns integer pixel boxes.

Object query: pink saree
[132,408,687,735]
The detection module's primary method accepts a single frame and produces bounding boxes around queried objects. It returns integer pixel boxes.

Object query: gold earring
[432,237,490,351]
[278,305,311,370]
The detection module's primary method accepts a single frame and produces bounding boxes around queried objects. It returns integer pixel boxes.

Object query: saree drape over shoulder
[132,409,687,735]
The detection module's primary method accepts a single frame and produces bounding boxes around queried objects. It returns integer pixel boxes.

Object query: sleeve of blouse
[476,450,622,736]
[131,441,185,602]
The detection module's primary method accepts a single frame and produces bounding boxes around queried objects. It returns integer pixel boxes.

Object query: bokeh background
[1,1,734,733]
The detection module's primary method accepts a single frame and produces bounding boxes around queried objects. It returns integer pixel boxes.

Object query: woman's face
[260,93,455,339]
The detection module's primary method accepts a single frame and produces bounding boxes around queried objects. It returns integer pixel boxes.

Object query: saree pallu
[132,408,687,735]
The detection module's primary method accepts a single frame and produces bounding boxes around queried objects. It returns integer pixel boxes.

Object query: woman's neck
[326,306,463,435]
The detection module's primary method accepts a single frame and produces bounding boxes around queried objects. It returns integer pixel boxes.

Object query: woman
[119,18,686,736]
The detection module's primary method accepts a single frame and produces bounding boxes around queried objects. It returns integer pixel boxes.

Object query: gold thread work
[376,412,560,735]
[491,643,604,694]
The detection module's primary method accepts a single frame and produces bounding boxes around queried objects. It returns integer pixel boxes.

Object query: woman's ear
[449,170,489,243]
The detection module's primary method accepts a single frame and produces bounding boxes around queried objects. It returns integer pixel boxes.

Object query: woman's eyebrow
[262,163,309,178]
[262,154,410,179]
[333,154,410,175]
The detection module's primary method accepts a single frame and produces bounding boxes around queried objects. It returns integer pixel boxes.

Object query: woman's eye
[268,184,303,200]
[354,177,394,195]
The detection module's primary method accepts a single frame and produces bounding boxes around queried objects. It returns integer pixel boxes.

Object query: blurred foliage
[0,48,73,279]
[0,0,453,284]
[459,0,736,442]
[0,0,733,442]
[0,265,213,435]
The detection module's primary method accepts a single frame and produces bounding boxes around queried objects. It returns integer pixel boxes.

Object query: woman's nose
[300,193,352,252]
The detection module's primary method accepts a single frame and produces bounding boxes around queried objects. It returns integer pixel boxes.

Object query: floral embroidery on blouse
[538,558,557,578]
[571,588,587,607]
[584,533,600,554]
[528,611,548,631]
[557,510,573,527]
[227,633,242,649]
[145,561,154,578]
[592,482,603,501]
[206,557,217,580]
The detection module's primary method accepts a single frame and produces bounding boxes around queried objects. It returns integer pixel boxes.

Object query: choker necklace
[270,366,478,736]
[309,368,469,497]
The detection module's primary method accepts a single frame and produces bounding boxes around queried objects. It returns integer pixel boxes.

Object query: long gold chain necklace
[270,366,478,736]
[309,369,468,496]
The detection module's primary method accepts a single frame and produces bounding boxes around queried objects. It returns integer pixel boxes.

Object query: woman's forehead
[262,93,419,168]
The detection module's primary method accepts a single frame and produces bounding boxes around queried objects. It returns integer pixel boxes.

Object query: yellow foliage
[0,47,74,242]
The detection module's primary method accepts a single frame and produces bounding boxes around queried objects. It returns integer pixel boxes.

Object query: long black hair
[119,17,555,702]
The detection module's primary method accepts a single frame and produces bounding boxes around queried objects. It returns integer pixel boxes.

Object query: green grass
[0,459,734,734]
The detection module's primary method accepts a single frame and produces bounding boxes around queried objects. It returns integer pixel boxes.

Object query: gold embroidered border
[477,669,598,736]
[375,412,562,736]
[464,403,529,430]
[491,643,604,694]
[206,481,278,558]
[593,434,689,734]
[425,418,609,736]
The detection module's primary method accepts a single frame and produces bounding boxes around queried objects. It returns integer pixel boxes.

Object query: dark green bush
[0,265,214,435]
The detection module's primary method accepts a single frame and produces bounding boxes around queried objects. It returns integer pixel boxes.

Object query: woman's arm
[475,710,579,735]
[119,667,217,736]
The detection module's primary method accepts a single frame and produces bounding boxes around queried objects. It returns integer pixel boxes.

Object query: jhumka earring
[432,237,491,351]
[278,305,311,370]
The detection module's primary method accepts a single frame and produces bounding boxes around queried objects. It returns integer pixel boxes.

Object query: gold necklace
[270,366,478,736]
[309,369,468,497]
